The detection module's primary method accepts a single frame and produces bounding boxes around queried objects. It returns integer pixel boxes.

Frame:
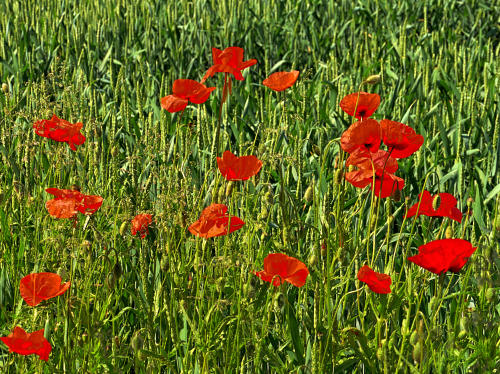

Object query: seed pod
[1,83,8,93]
[304,185,313,202]
[410,330,418,346]
[363,74,381,85]
[466,197,473,208]
[401,318,410,337]
[119,221,128,236]
[432,195,441,210]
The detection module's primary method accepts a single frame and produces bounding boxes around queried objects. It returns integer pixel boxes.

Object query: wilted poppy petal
[408,239,477,274]
[340,92,380,120]
[20,273,70,307]
[254,253,309,288]
[380,119,424,159]
[160,95,188,113]
[340,118,381,154]
[1,327,52,361]
[357,265,391,294]
[131,214,153,239]
[263,71,300,92]
[188,204,244,238]
[217,151,263,181]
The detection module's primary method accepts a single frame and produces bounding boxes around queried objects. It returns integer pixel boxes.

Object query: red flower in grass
[340,92,380,120]
[160,79,216,113]
[407,239,477,274]
[345,149,404,198]
[202,47,257,83]
[19,273,70,307]
[131,214,153,239]
[263,70,300,91]
[33,115,86,151]
[188,204,244,238]
[406,190,462,223]
[217,151,263,181]
[357,265,391,294]
[254,253,309,287]
[380,119,424,158]
[1,327,51,361]
[340,118,381,154]
[45,188,103,219]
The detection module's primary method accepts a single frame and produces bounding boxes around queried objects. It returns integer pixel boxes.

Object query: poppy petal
[188,204,244,238]
[340,118,381,154]
[340,92,381,120]
[19,273,70,307]
[1,327,52,361]
[217,151,263,181]
[160,95,188,113]
[380,119,424,159]
[131,214,153,239]
[255,253,309,288]
[357,265,392,294]
[263,70,300,92]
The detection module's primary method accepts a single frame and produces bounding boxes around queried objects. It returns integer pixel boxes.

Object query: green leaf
[287,296,305,365]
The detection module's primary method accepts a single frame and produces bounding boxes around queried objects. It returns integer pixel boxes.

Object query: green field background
[0,0,498,372]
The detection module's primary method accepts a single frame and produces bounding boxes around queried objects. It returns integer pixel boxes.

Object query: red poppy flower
[160,79,216,113]
[19,273,70,307]
[131,214,153,239]
[340,118,381,154]
[254,253,309,287]
[380,119,424,158]
[45,188,103,219]
[202,47,257,82]
[406,190,462,223]
[262,70,300,91]
[217,151,263,181]
[1,327,52,361]
[188,204,244,238]
[340,92,381,120]
[407,239,477,274]
[357,265,391,294]
[33,115,86,151]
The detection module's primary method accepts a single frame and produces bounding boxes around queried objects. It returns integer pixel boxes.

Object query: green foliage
[0,0,499,372]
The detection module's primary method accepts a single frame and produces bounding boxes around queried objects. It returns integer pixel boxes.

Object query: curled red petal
[340,119,381,154]
[357,265,392,294]
[263,71,300,92]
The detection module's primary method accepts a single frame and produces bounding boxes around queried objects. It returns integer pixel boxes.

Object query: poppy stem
[214,73,228,157]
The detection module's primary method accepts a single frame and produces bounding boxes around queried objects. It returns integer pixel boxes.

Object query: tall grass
[0,0,498,372]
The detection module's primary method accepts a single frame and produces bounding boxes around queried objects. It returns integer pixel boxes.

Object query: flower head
[357,265,392,294]
[340,92,380,120]
[262,70,299,91]
[254,253,309,287]
[188,204,244,238]
[407,239,477,274]
[202,47,257,82]
[380,119,424,159]
[340,118,381,154]
[406,190,462,223]
[33,115,86,151]
[45,188,103,219]
[160,79,216,113]
[217,151,263,181]
[1,327,52,361]
[131,214,153,239]
[19,273,70,307]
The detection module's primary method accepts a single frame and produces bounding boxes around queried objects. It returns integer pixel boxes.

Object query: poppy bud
[111,146,118,157]
[160,254,169,271]
[445,225,453,239]
[113,262,122,280]
[265,191,273,205]
[432,195,441,210]
[401,318,410,336]
[119,221,128,236]
[410,330,418,346]
[105,273,115,289]
[417,320,425,339]
[304,185,313,202]
[485,288,496,303]
[225,181,234,197]
[308,254,318,267]
[466,197,473,208]
[334,169,343,184]
[412,341,424,363]
[273,292,285,310]
[1,83,8,93]
[363,75,381,85]
[312,144,321,156]
[391,189,401,202]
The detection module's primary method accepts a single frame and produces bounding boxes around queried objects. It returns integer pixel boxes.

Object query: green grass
[0,0,499,372]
